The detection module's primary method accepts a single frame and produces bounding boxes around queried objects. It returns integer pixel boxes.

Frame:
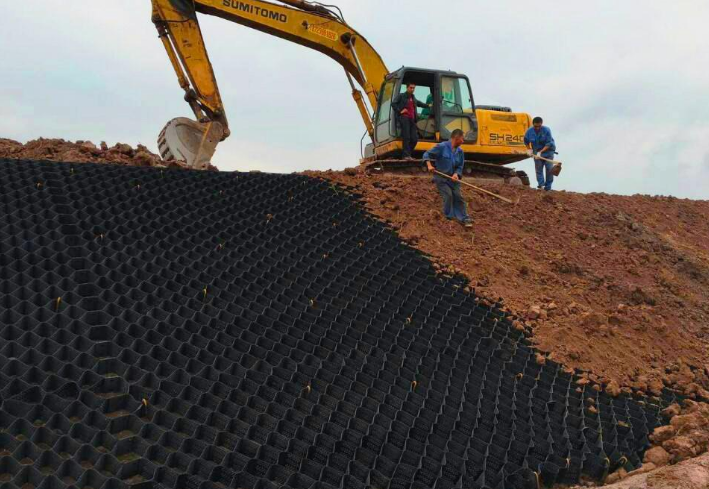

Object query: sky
[1,1,708,199]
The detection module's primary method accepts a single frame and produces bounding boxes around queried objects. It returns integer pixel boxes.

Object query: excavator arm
[151,0,389,168]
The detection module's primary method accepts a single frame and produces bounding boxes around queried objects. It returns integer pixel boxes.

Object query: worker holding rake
[423,129,474,228]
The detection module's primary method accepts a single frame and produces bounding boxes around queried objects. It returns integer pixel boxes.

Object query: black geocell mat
[0,159,675,489]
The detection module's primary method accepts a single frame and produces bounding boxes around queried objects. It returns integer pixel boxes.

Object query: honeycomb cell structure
[0,160,674,489]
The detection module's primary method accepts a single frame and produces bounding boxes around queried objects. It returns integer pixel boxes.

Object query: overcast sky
[2,1,708,199]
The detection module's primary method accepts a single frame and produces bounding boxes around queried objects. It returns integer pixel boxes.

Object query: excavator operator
[392,83,430,159]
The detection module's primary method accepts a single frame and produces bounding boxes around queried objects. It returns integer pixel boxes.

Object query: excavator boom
[151,0,388,168]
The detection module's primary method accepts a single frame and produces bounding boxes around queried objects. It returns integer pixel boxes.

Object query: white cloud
[1,1,708,199]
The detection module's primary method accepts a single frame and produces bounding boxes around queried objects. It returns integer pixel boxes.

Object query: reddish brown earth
[583,399,709,485]
[572,451,709,488]
[307,170,709,399]
[0,138,217,171]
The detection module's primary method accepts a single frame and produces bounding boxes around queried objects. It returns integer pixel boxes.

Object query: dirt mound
[596,399,709,485]
[649,400,709,465]
[0,138,217,171]
[576,451,709,488]
[307,170,709,398]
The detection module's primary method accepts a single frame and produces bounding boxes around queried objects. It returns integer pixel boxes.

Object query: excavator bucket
[157,118,224,170]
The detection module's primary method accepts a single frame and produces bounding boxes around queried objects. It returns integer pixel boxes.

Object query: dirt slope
[0,138,218,171]
[308,170,709,398]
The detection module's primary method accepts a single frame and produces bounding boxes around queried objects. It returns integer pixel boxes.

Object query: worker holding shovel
[524,116,557,191]
[423,129,474,228]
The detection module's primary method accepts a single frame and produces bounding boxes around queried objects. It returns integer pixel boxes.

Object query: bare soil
[571,451,709,489]
[0,138,218,171]
[307,170,709,398]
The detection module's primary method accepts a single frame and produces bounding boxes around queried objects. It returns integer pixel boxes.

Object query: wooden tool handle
[434,171,516,205]
[517,151,562,165]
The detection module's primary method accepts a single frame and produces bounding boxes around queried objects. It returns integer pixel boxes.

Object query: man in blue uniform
[524,117,557,191]
[423,129,473,228]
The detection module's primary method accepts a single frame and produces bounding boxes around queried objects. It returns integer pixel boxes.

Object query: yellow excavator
[151,0,533,184]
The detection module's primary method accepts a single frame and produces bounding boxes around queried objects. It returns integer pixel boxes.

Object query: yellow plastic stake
[36,182,44,189]
[142,399,149,407]
[202,286,208,301]
[411,380,418,391]
[54,297,62,312]
[304,383,312,395]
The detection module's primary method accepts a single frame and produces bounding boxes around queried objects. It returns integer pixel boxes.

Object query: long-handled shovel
[434,171,519,205]
[518,152,564,176]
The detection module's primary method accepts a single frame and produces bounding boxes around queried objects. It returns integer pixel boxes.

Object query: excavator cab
[362,67,530,184]
[366,67,479,157]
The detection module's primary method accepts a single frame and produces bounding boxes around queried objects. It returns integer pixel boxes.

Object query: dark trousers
[399,117,418,158]
[433,175,470,222]
[535,159,554,190]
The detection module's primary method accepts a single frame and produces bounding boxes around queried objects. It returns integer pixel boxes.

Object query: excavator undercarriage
[362,158,530,186]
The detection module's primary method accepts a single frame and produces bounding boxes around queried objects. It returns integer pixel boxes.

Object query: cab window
[376,81,395,125]
[375,80,396,143]
[441,76,474,114]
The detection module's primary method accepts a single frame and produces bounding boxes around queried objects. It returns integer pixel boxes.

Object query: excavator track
[363,159,530,186]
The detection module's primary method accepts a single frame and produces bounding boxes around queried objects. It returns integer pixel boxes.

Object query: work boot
[463,219,473,229]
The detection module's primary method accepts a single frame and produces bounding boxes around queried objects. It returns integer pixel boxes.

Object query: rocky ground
[306,170,709,402]
[582,399,709,486]
[0,138,218,171]
[574,451,709,489]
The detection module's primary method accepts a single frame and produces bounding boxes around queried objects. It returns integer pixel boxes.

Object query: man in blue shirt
[524,117,557,191]
[423,129,473,228]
